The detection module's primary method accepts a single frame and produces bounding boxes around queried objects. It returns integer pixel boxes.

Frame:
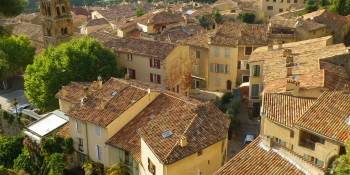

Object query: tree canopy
[212,11,222,25]
[25,36,123,111]
[106,163,132,175]
[333,138,350,174]
[135,8,145,17]
[0,0,28,18]
[198,14,210,29]
[241,12,255,24]
[0,135,25,168]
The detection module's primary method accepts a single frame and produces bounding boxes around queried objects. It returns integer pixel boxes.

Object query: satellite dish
[346,117,350,126]
[147,88,151,93]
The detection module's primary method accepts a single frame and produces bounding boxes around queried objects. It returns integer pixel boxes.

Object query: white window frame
[94,125,101,137]
[215,78,221,86]
[96,144,103,161]
[78,137,84,152]
[240,61,248,70]
[153,74,159,83]
[153,59,158,68]
[127,54,133,61]
[225,64,230,74]
[75,119,82,133]
[225,48,230,58]
[214,47,220,57]
[194,65,199,74]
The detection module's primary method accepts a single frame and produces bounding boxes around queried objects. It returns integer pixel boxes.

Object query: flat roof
[27,112,68,136]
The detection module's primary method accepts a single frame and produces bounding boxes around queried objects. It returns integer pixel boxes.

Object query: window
[96,145,103,161]
[124,151,130,165]
[238,61,241,69]
[239,61,249,70]
[294,0,297,2]
[95,125,101,137]
[245,47,253,55]
[225,48,230,58]
[225,65,230,74]
[78,138,84,152]
[62,6,66,14]
[150,58,160,69]
[196,51,200,58]
[253,65,260,76]
[279,8,283,12]
[215,78,221,86]
[287,0,291,2]
[290,131,294,138]
[150,73,161,84]
[313,31,316,35]
[304,153,309,159]
[242,75,250,82]
[216,64,225,73]
[148,158,156,175]
[280,0,283,2]
[129,69,136,79]
[194,65,199,74]
[197,150,203,156]
[56,7,60,16]
[75,119,82,133]
[251,84,259,97]
[116,52,120,57]
[267,6,273,10]
[127,54,133,61]
[311,134,325,144]
[210,63,214,72]
[273,0,276,2]
[214,47,220,57]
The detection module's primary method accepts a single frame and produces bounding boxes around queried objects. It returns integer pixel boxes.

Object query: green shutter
[129,154,133,166]
[317,159,324,166]
[119,149,123,163]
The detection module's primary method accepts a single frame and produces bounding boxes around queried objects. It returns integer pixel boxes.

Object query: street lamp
[13,98,18,116]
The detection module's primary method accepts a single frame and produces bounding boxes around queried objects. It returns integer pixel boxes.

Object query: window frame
[196,51,200,58]
[267,6,273,10]
[96,144,103,161]
[94,125,101,137]
[215,78,221,86]
[253,65,260,76]
[225,48,230,58]
[75,119,82,133]
[214,47,220,57]
[251,84,259,97]
[245,47,253,55]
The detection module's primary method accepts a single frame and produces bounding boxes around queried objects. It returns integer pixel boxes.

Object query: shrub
[2,110,9,120]
[221,92,232,105]
[64,137,74,154]
[8,114,15,124]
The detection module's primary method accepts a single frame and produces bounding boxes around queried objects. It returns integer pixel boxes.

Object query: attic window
[149,115,155,119]
[111,91,117,96]
[162,131,173,138]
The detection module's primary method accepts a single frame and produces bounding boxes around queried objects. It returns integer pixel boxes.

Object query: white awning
[191,75,205,80]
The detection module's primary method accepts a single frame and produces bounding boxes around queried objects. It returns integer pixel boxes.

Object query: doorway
[226,80,232,90]
[252,102,261,118]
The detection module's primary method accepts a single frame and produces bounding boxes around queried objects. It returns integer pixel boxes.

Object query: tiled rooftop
[95,6,136,21]
[214,137,307,175]
[88,31,120,45]
[86,18,109,26]
[295,91,350,143]
[57,123,70,138]
[134,11,185,25]
[72,14,88,29]
[210,21,268,46]
[111,20,136,30]
[302,9,348,25]
[262,93,316,128]
[12,23,43,42]
[158,24,204,43]
[55,82,94,104]
[71,7,91,16]
[185,30,213,48]
[297,19,326,31]
[249,36,349,83]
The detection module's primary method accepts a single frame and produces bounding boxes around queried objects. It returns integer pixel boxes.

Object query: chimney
[180,136,187,147]
[62,86,68,97]
[100,99,108,109]
[278,42,282,49]
[293,81,300,96]
[283,49,292,57]
[343,84,350,94]
[286,79,300,95]
[83,86,89,98]
[286,55,293,64]
[268,44,273,51]
[184,15,188,25]
[97,76,103,88]
[262,135,273,149]
[286,67,292,76]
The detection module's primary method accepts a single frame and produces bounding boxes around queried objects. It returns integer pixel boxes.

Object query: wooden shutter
[157,75,161,84]
[132,70,136,79]
[157,60,161,69]
[149,58,153,67]
[150,73,153,82]
[148,158,150,171]
[238,61,241,69]
[177,85,179,93]
[119,149,123,162]
[95,145,99,160]
[246,62,250,69]
[257,65,260,76]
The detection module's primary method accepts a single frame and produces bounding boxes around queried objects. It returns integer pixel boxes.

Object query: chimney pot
[100,99,108,109]
[180,136,187,147]
[343,84,350,94]
[62,86,68,97]
[84,86,89,98]
[262,135,273,149]
[286,67,292,76]
[283,49,292,57]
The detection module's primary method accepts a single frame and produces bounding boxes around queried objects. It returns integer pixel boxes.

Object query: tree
[135,8,145,17]
[333,138,350,174]
[25,36,123,111]
[331,0,350,16]
[14,148,35,175]
[212,11,222,25]
[241,12,256,24]
[0,35,36,90]
[0,135,25,168]
[47,153,66,175]
[0,0,28,18]
[106,163,132,175]
[198,14,210,29]
[305,0,318,13]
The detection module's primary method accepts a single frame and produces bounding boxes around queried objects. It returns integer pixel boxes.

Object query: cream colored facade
[257,0,305,19]
[189,46,209,89]
[140,138,228,175]
[295,27,327,41]
[80,23,110,34]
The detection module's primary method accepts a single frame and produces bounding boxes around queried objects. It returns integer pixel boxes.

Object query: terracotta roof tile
[57,123,70,138]
[88,31,120,45]
[185,30,214,49]
[262,93,316,128]
[71,7,91,16]
[210,21,268,46]
[134,11,185,25]
[12,23,43,42]
[72,14,88,29]
[95,6,135,21]
[298,20,326,31]
[157,24,204,43]
[295,91,350,142]
[86,18,109,26]
[302,9,348,25]
[214,137,307,175]
[111,20,135,29]
[55,82,93,104]
[319,60,348,78]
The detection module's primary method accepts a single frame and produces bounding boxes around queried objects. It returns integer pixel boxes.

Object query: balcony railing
[299,138,315,151]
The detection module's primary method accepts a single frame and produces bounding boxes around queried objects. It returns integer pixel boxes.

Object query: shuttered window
[96,145,103,161]
[253,65,260,76]
[225,65,230,74]
[252,84,259,97]
[194,65,199,74]
[238,61,241,69]
[94,125,101,137]
[225,48,230,58]
[75,119,82,133]
[196,51,200,58]
[214,47,220,57]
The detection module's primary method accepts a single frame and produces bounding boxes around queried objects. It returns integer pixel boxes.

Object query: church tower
[39,0,74,48]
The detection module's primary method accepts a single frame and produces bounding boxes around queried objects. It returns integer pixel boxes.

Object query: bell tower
[39,0,74,48]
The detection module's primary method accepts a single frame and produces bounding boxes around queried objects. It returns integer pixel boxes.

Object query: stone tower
[39,0,74,48]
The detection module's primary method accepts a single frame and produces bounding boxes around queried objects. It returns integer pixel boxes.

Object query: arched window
[62,6,66,14]
[64,27,68,34]
[47,28,51,36]
[61,28,64,35]
[47,6,51,16]
[56,7,60,16]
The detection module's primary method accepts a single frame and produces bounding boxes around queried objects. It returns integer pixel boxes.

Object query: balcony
[299,138,315,151]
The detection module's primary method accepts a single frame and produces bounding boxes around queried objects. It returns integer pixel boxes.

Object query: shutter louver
[157,60,161,69]
[150,73,153,82]
[150,58,152,67]
[157,75,161,84]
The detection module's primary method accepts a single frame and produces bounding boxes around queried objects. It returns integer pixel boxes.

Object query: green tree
[212,11,222,25]
[331,0,350,16]
[0,135,25,168]
[14,148,35,175]
[198,14,210,30]
[25,36,123,111]
[0,35,36,89]
[106,163,132,175]
[333,138,350,174]
[135,8,145,17]
[241,12,256,24]
[0,0,28,18]
[0,166,17,175]
[48,153,66,175]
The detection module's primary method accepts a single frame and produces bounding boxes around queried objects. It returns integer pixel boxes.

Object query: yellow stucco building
[56,78,230,175]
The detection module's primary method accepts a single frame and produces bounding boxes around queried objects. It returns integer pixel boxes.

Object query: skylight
[162,131,173,138]
[149,115,155,119]
[111,91,117,96]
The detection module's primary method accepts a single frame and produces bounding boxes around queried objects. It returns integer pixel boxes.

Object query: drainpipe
[83,122,89,156]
